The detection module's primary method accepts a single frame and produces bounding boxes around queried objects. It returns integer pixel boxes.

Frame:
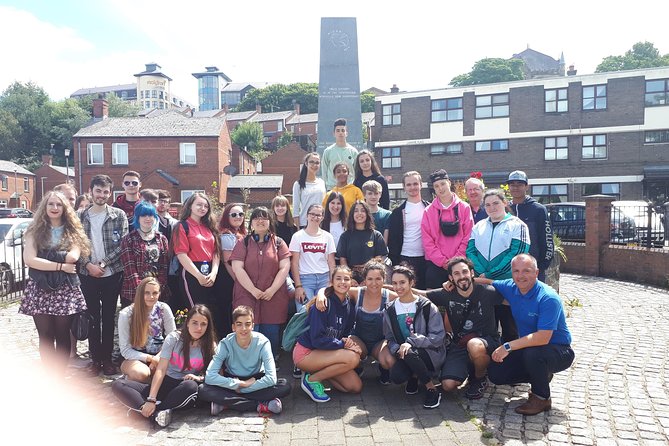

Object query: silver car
[0,218,32,296]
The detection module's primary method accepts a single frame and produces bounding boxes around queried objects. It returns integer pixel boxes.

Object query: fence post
[584,194,615,277]
[664,202,669,248]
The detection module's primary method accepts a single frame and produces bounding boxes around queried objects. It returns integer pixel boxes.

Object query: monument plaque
[317,17,363,156]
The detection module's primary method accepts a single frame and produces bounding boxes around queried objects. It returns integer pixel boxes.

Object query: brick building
[34,155,76,204]
[259,142,308,196]
[0,161,35,210]
[226,175,283,207]
[72,100,232,204]
[373,66,669,205]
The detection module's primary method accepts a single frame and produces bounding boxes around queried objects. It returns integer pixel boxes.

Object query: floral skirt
[18,279,87,317]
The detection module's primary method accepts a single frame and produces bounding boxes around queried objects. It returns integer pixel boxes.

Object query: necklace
[396,297,416,313]
[138,228,154,240]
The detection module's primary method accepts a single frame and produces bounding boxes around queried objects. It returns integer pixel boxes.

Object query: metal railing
[0,233,27,304]
[611,202,666,249]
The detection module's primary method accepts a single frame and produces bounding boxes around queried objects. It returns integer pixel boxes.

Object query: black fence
[0,231,27,304]
[610,202,667,248]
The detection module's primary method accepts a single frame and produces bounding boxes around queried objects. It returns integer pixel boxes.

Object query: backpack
[281,304,330,352]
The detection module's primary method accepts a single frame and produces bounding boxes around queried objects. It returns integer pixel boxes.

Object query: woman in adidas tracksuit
[466,189,530,342]
[383,265,446,409]
[293,266,363,403]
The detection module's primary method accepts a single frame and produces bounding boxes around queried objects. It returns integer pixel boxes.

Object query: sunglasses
[230,212,244,218]
[124,181,139,186]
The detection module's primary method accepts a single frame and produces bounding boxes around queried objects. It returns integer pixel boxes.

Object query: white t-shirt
[328,220,345,248]
[401,201,425,257]
[292,178,326,227]
[289,229,336,275]
[88,209,112,277]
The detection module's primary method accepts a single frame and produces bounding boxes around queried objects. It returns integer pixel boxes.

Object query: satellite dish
[223,165,238,176]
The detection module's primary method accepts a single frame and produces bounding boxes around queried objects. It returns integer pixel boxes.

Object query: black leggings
[198,379,292,412]
[111,376,199,412]
[33,314,72,371]
[390,348,435,386]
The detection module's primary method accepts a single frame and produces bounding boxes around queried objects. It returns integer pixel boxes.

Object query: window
[544,136,568,160]
[381,147,401,168]
[583,85,607,110]
[475,140,509,152]
[545,88,568,113]
[431,98,463,122]
[112,143,128,165]
[151,90,157,98]
[582,135,607,159]
[87,143,103,165]
[532,185,568,204]
[0,200,6,207]
[23,177,29,192]
[582,183,620,199]
[475,94,509,118]
[277,121,284,132]
[645,79,669,106]
[382,104,401,126]
[180,190,205,203]
[645,130,669,143]
[431,143,462,155]
[180,143,197,165]
[1,176,7,190]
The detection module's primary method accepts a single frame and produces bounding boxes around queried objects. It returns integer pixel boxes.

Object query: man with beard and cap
[425,256,504,400]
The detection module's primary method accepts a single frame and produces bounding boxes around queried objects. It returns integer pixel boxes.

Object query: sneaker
[68,356,92,369]
[377,365,391,385]
[211,402,225,416]
[102,361,119,377]
[87,361,102,377]
[465,376,488,400]
[257,398,282,415]
[405,376,419,395]
[423,388,441,409]
[292,366,302,379]
[154,409,172,428]
[355,366,365,378]
[301,373,330,403]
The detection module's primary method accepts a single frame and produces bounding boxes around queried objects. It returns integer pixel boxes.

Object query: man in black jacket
[506,171,554,282]
[386,171,430,289]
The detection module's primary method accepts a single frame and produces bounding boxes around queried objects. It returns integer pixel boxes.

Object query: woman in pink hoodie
[421,170,474,289]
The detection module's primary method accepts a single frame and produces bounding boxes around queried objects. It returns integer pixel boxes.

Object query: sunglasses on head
[124,181,139,186]
[230,212,244,218]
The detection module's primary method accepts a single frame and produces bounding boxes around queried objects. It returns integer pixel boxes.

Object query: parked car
[0,208,34,218]
[0,218,31,296]
[612,201,665,247]
[546,202,637,244]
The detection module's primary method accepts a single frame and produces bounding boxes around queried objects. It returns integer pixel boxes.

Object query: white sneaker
[211,402,225,416]
[154,409,172,427]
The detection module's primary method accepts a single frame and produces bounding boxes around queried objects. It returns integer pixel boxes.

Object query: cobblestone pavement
[1,274,668,445]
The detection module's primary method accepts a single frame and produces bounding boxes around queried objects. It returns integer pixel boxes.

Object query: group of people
[17,117,574,428]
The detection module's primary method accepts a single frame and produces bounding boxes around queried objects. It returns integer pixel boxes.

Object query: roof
[287,113,318,124]
[49,165,75,177]
[70,83,136,97]
[74,110,226,138]
[512,48,561,73]
[0,161,34,176]
[221,82,267,92]
[224,110,257,121]
[227,174,283,189]
[193,109,226,118]
[134,63,173,80]
[191,67,232,82]
[249,111,294,123]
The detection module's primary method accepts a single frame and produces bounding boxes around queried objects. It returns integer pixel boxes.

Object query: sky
[1,0,668,107]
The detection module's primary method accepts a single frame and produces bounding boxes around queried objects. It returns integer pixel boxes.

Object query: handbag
[71,310,93,341]
[438,205,460,237]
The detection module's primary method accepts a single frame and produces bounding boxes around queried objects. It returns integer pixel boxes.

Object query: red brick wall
[260,142,307,197]
[34,165,70,204]
[0,172,35,210]
[600,245,669,288]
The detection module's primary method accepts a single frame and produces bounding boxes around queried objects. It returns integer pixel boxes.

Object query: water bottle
[200,261,210,275]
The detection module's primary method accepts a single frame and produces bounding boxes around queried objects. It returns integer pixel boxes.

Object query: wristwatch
[503,342,512,352]
[146,396,157,403]
[99,261,106,269]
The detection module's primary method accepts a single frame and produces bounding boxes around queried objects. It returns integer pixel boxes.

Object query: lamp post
[64,147,71,184]
[13,168,18,207]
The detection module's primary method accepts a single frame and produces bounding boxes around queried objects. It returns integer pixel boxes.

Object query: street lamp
[64,147,71,184]
[13,168,18,207]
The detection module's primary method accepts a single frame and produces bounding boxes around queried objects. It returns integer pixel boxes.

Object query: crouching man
[199,305,292,416]
[484,254,574,415]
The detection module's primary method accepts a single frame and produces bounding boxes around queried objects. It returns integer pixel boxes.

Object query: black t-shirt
[336,229,388,266]
[426,284,503,339]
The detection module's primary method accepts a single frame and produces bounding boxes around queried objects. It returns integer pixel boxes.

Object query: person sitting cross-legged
[199,305,291,416]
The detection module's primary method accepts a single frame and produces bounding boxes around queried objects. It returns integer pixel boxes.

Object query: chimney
[567,64,577,76]
[256,104,262,114]
[42,154,53,165]
[294,102,301,115]
[390,84,399,94]
[92,98,109,119]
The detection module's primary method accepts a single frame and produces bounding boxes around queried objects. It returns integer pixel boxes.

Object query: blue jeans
[254,324,281,355]
[295,272,330,312]
[488,344,575,399]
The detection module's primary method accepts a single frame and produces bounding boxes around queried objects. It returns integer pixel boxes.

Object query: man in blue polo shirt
[487,253,574,415]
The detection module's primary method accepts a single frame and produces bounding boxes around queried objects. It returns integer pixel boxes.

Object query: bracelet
[57,263,62,271]
[146,397,157,403]
[295,284,303,288]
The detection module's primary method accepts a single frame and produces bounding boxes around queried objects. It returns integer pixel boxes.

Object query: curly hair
[26,190,91,257]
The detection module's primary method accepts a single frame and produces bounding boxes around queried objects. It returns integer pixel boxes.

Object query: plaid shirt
[78,204,129,276]
[119,230,170,303]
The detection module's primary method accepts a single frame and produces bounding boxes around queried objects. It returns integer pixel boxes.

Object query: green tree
[0,81,53,163]
[596,41,669,72]
[231,121,264,157]
[50,98,91,165]
[450,58,526,87]
[0,109,21,161]
[277,130,294,149]
[76,92,141,117]
[361,91,376,113]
